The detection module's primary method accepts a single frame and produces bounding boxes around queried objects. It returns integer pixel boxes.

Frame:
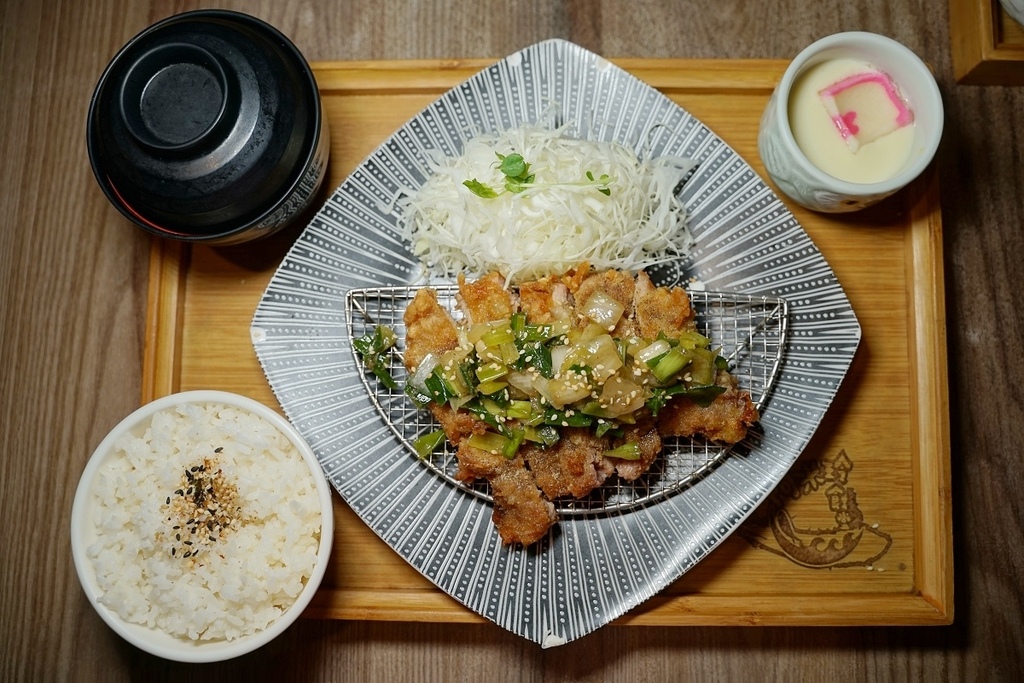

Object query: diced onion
[536,376,593,409]
[578,335,622,382]
[506,371,539,396]
[581,291,625,329]
[550,344,571,372]
[408,353,439,393]
[598,376,646,417]
[635,339,671,365]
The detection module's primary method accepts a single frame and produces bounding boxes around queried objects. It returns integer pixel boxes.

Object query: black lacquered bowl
[87,10,329,245]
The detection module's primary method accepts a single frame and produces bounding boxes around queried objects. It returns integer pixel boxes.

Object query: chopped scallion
[413,430,446,459]
[604,442,642,460]
[651,347,692,383]
[467,431,510,455]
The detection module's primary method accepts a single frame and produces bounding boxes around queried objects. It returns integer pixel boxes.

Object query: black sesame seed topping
[166,454,243,562]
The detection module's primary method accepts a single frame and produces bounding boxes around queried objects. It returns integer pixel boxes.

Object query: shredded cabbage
[399,125,696,283]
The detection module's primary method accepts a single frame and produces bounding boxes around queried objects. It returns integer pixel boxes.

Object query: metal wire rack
[345,285,788,516]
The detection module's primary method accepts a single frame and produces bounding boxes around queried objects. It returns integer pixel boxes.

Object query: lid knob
[118,43,235,153]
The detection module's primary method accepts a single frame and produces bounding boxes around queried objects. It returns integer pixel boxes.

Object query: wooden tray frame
[950,0,1024,83]
[143,59,953,626]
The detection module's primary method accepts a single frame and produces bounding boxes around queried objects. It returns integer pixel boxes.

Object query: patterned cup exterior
[757,90,891,213]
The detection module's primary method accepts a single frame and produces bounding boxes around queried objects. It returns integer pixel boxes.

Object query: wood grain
[950,0,1024,83]
[2,0,1023,680]
[143,61,951,627]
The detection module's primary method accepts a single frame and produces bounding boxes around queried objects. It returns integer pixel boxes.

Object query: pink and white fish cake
[819,70,913,153]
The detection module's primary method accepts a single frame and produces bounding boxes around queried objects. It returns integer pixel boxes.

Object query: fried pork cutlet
[455,444,555,546]
[399,266,760,546]
[517,276,572,324]
[516,264,589,323]
[657,371,759,444]
[633,271,696,339]
[406,278,555,545]
[403,288,480,444]
[403,289,460,369]
[523,428,613,499]
[611,418,662,482]
[632,270,758,443]
[458,271,514,324]
[456,273,559,543]
[570,268,637,336]
[431,402,484,445]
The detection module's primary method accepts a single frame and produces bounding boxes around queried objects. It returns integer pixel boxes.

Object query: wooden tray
[144,59,952,626]
[951,0,1024,84]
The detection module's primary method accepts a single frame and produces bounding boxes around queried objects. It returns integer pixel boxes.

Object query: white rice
[85,402,322,642]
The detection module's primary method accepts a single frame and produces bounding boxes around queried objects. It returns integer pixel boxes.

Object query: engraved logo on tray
[741,449,893,569]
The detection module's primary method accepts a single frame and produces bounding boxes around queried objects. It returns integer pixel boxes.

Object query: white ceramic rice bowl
[70,390,334,663]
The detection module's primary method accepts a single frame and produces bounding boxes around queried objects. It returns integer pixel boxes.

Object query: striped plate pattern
[251,39,860,646]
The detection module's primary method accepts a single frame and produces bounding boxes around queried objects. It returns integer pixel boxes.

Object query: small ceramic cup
[757,32,943,213]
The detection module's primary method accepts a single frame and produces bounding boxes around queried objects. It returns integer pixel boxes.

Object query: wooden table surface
[2,1,1022,680]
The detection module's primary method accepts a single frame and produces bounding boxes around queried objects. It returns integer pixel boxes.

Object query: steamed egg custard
[788,58,915,184]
